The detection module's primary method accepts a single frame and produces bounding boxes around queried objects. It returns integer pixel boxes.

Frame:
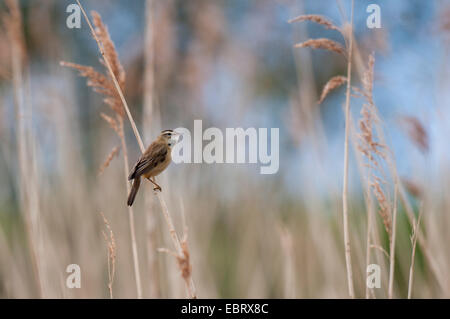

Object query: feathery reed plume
[402,178,423,199]
[98,146,120,176]
[371,180,392,237]
[100,212,116,299]
[61,8,143,298]
[399,116,429,153]
[357,53,393,240]
[100,113,121,136]
[294,38,346,56]
[288,14,340,31]
[318,76,347,104]
[70,0,197,298]
[59,62,124,117]
[91,12,126,90]
[291,1,354,297]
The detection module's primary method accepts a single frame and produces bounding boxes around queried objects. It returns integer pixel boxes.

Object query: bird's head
[159,129,180,147]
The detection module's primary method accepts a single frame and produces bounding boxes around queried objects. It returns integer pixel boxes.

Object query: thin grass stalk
[388,181,398,298]
[365,167,374,299]
[179,200,197,298]
[100,212,116,299]
[76,0,197,298]
[342,0,355,298]
[408,203,423,299]
[119,121,143,299]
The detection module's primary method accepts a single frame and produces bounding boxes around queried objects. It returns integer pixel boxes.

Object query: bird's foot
[153,186,162,192]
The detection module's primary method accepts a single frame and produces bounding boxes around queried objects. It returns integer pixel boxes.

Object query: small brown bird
[127,129,179,206]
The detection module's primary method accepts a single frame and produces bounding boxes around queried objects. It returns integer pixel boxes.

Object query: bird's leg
[147,177,162,192]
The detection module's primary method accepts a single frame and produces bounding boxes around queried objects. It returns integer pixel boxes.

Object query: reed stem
[342,0,355,299]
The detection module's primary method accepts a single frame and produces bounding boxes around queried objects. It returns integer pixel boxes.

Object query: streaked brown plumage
[127,130,178,206]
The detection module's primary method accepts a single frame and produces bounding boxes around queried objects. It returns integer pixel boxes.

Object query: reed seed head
[294,38,346,56]
[288,14,339,31]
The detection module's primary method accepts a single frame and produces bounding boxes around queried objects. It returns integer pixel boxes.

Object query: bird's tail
[127,177,141,206]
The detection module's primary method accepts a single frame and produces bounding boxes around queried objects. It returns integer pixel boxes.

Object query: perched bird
[127,129,179,206]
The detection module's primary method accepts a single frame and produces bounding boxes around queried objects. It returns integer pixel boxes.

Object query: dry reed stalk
[292,1,354,297]
[100,212,116,299]
[288,14,340,31]
[73,0,197,298]
[4,0,45,297]
[318,76,347,104]
[98,146,120,176]
[62,3,143,298]
[143,0,161,298]
[388,182,398,298]
[294,38,346,56]
[341,0,355,298]
[120,130,143,299]
[279,225,296,298]
[408,203,423,299]
[364,166,374,299]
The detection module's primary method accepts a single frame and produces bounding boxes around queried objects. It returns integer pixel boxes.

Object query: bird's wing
[128,142,168,180]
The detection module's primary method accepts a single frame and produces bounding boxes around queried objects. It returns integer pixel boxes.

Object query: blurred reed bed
[0,0,449,299]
